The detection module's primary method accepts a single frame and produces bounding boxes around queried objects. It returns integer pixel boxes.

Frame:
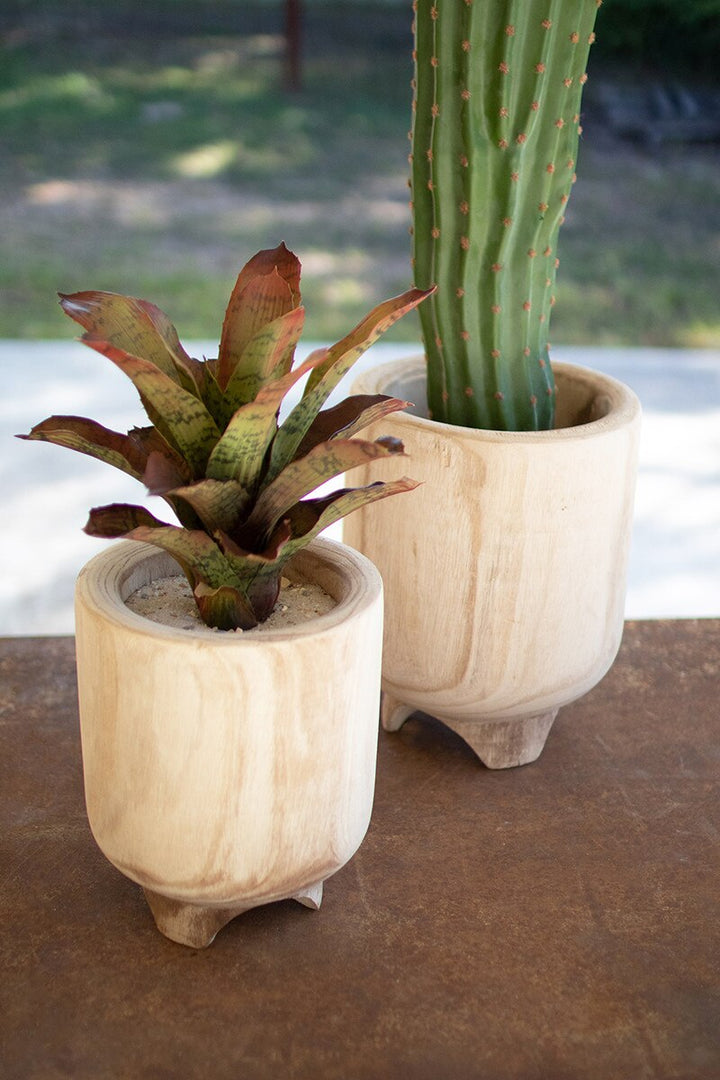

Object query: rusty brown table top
[1,621,719,1080]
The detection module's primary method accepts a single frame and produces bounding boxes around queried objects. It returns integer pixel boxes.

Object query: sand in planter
[125,575,336,633]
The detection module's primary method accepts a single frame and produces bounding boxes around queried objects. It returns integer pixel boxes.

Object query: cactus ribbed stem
[411,0,600,430]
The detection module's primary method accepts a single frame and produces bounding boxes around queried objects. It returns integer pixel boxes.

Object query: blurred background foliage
[0,1,718,346]
[599,0,720,72]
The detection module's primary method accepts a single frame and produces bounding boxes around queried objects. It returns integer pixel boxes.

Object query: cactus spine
[411,0,600,430]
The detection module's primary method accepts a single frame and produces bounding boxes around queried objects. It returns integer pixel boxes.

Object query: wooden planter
[343,358,641,769]
[74,538,383,948]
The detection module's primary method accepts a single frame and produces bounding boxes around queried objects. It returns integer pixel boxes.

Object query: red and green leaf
[205,348,328,487]
[142,448,191,495]
[220,305,306,414]
[59,291,202,394]
[214,521,294,623]
[85,504,279,629]
[85,504,239,589]
[78,338,221,476]
[167,478,248,536]
[279,477,421,557]
[268,287,433,478]
[292,394,411,460]
[217,244,302,390]
[18,416,151,480]
[84,503,169,538]
[247,436,407,539]
[192,582,259,630]
[302,287,433,398]
[23,248,430,630]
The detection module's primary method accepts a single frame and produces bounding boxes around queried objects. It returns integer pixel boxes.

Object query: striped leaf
[85,504,238,590]
[167,478,248,536]
[302,287,433,398]
[248,436,406,539]
[279,477,421,558]
[292,394,411,460]
[217,243,302,390]
[59,291,202,394]
[206,349,327,487]
[268,287,432,478]
[78,337,221,476]
[18,416,151,480]
[220,306,306,415]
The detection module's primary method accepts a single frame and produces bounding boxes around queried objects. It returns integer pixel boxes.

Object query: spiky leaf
[205,349,327,487]
[217,243,301,390]
[269,287,433,479]
[19,416,152,480]
[247,436,406,540]
[85,504,237,589]
[168,478,248,536]
[78,337,221,476]
[221,306,306,415]
[59,291,202,394]
[279,477,421,557]
[293,394,411,460]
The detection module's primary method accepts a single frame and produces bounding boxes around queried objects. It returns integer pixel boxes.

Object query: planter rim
[356,356,641,442]
[75,537,382,645]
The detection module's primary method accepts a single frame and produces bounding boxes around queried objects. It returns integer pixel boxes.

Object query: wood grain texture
[74,538,383,946]
[343,358,641,768]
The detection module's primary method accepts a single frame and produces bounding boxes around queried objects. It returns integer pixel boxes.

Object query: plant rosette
[75,537,382,948]
[343,357,641,769]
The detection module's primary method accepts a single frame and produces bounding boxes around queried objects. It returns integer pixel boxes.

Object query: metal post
[285,0,302,92]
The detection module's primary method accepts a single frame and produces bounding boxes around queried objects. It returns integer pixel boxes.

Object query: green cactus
[410,0,601,430]
[20,244,432,630]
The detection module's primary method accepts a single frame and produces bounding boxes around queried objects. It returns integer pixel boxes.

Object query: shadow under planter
[74,538,383,947]
[343,358,641,769]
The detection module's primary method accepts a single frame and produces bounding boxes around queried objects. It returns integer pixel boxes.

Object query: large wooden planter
[343,358,641,769]
[74,538,383,948]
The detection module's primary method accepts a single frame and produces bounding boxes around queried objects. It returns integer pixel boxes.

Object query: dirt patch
[126,574,336,633]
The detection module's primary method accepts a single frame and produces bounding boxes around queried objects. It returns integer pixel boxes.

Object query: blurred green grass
[1,2,718,347]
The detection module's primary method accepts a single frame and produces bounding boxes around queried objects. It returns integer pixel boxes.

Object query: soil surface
[125,574,335,633]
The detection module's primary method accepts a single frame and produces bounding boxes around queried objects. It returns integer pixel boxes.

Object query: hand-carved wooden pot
[343,358,641,769]
[74,538,383,948]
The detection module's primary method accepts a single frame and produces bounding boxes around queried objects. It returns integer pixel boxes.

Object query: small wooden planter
[74,538,383,948]
[343,358,641,769]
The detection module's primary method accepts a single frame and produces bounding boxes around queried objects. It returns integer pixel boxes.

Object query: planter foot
[143,889,249,949]
[381,692,416,732]
[143,880,326,947]
[442,709,559,769]
[292,879,324,910]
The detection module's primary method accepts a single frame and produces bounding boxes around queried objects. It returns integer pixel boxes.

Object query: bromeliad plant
[21,244,432,630]
[410,0,601,431]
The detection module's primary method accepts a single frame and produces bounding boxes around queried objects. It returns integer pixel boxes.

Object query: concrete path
[2,341,718,635]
